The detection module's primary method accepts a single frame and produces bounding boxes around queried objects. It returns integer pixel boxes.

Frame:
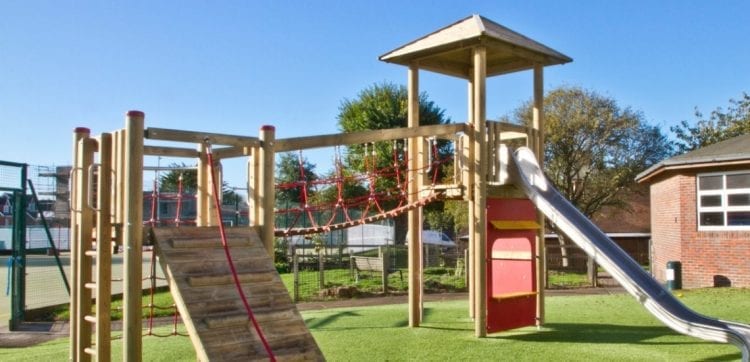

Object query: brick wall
[650,176,683,283]
[651,172,750,288]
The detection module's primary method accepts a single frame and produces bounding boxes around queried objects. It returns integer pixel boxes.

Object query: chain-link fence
[276,237,467,302]
[0,162,73,327]
[545,237,650,289]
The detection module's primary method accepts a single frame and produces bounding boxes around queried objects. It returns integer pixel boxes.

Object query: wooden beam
[145,127,261,148]
[95,133,113,362]
[465,70,476,320]
[69,127,89,361]
[407,64,422,328]
[122,111,144,361]
[533,64,546,328]
[472,46,488,338]
[213,146,252,160]
[196,143,208,227]
[259,126,276,258]
[75,137,96,362]
[275,123,467,152]
[247,148,260,228]
[143,145,199,158]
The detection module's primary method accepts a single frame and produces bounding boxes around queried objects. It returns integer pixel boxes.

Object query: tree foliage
[337,82,452,173]
[158,163,243,203]
[337,82,452,242]
[275,152,318,206]
[158,163,197,194]
[510,86,672,218]
[670,92,750,153]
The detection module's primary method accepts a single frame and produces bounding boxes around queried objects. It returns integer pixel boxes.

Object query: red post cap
[74,127,91,134]
[260,125,275,131]
[127,110,145,118]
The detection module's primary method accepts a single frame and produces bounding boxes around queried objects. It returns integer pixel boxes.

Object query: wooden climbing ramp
[151,226,324,361]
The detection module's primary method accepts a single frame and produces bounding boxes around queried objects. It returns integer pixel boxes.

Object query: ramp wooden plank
[151,226,324,362]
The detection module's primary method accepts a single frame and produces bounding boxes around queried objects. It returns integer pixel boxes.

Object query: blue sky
[2,1,749,189]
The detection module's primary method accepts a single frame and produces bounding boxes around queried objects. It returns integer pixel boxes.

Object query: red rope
[205,141,276,362]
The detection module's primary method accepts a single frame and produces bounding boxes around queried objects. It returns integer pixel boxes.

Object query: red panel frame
[486,198,538,333]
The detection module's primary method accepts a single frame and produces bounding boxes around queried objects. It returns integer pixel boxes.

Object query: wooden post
[76,136,96,361]
[206,160,222,226]
[122,110,144,362]
[472,47,488,338]
[247,148,260,227]
[95,133,113,362]
[532,64,546,326]
[407,64,422,327]
[68,127,91,361]
[318,244,325,290]
[380,246,389,293]
[196,143,208,227]
[292,247,299,303]
[113,129,126,250]
[466,74,475,320]
[259,125,276,258]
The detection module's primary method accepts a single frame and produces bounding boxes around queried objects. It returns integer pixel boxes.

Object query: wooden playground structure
[69,15,571,361]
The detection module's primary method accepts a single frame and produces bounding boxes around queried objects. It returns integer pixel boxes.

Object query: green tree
[158,163,243,203]
[338,82,452,175]
[670,92,750,153]
[337,82,452,243]
[509,86,672,218]
[158,163,197,193]
[275,152,317,206]
[509,86,671,274]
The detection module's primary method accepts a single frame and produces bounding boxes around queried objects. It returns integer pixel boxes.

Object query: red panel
[487,198,537,221]
[486,294,537,332]
[486,198,538,334]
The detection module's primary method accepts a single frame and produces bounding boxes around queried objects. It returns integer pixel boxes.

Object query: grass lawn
[4,288,749,361]
[278,267,466,301]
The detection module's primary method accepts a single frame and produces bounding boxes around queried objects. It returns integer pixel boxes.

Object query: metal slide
[508,146,750,361]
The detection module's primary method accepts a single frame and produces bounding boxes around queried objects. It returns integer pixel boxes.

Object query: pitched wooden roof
[379,14,572,79]
[636,133,750,183]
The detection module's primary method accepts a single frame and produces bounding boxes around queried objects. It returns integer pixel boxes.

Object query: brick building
[636,134,750,288]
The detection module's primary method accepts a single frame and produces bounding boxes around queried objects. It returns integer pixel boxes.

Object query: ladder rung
[84,315,97,324]
[84,282,97,290]
[84,250,97,257]
[84,347,96,356]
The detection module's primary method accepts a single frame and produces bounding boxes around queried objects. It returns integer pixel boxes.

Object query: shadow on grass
[493,323,741,360]
[305,311,361,329]
[495,322,730,347]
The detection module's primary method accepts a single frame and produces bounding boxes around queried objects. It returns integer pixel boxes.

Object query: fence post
[587,257,598,287]
[292,246,299,303]
[381,246,389,294]
[318,246,325,290]
[10,188,26,330]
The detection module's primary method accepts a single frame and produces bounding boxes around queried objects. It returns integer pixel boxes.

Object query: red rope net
[275,140,451,236]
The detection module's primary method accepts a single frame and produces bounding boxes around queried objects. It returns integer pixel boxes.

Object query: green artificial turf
[306,288,750,361]
[4,288,749,361]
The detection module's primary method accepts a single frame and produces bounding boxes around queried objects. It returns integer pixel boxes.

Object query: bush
[275,262,290,274]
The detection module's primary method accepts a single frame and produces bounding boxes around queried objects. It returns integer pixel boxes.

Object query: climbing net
[275,139,452,236]
[143,170,196,227]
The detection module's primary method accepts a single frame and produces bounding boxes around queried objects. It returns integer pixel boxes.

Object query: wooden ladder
[71,134,114,362]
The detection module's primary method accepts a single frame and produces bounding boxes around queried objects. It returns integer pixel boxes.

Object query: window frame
[696,170,750,231]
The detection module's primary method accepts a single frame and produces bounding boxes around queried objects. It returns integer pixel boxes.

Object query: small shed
[636,134,750,288]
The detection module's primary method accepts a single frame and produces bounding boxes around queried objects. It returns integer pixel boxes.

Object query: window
[697,171,750,230]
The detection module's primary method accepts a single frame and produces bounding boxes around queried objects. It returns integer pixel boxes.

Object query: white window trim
[696,170,750,231]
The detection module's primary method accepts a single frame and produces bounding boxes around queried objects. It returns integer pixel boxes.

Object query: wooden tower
[380,14,571,337]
